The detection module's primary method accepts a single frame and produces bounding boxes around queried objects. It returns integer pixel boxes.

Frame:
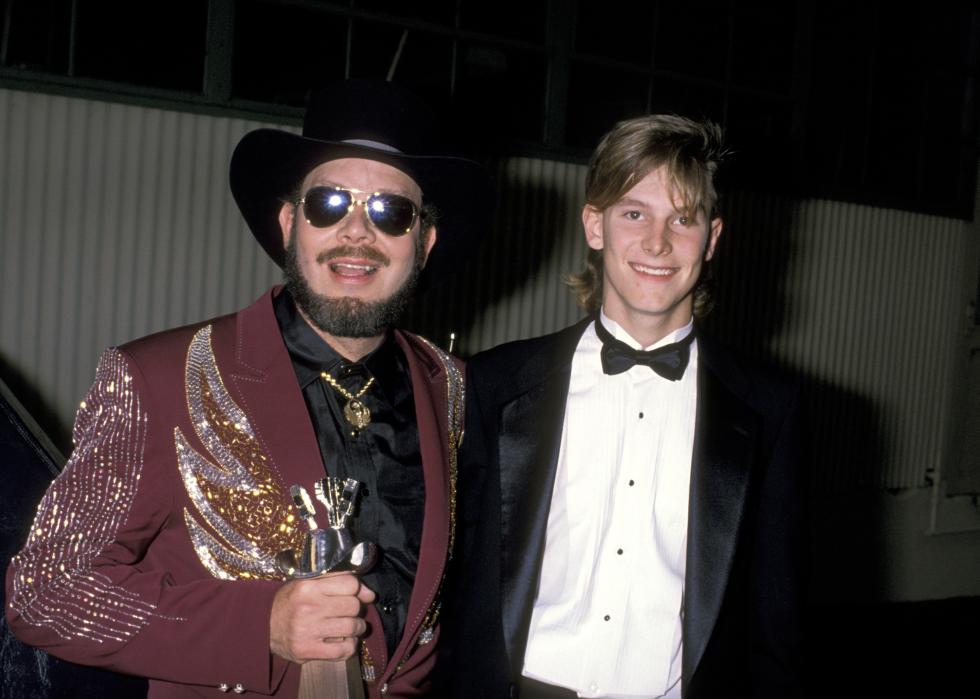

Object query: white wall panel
[0,88,286,445]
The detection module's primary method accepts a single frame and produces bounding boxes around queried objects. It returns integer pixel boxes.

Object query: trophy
[277,477,377,699]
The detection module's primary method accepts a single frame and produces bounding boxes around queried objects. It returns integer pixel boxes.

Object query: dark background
[1,2,978,697]
[1,0,977,220]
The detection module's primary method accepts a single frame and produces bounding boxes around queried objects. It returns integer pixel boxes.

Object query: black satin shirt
[273,290,425,656]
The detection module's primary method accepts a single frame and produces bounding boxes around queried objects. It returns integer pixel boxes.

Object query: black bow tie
[594,319,695,381]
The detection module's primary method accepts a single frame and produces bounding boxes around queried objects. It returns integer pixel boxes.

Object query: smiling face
[584,165,722,346]
[278,157,436,341]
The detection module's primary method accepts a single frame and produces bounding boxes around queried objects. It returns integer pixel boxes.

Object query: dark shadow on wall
[700,190,796,359]
[403,154,573,358]
[701,192,890,602]
[1,378,147,699]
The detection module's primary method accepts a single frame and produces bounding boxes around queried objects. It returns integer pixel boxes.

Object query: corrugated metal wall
[711,194,967,490]
[0,88,284,451]
[0,88,972,491]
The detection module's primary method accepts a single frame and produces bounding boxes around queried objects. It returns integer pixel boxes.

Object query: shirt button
[589,683,599,693]
[617,548,623,555]
[380,683,389,694]
[603,614,610,621]
[218,685,229,693]
[233,684,245,694]
[638,412,644,418]
[628,479,635,486]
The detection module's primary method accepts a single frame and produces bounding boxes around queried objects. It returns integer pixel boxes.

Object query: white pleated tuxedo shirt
[522,311,698,698]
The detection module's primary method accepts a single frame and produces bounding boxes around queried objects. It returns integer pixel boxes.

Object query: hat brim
[230,129,493,284]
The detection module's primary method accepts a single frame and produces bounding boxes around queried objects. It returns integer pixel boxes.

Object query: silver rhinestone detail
[179,325,302,580]
[8,349,176,641]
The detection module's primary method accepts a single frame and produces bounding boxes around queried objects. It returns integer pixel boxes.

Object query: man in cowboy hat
[6,79,487,698]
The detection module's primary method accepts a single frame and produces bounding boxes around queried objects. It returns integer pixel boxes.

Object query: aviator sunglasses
[297,185,420,236]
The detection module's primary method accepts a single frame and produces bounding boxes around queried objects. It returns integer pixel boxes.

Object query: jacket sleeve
[4,348,289,694]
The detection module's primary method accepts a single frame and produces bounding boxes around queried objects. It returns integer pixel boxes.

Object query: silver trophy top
[314,477,361,529]
[279,477,375,578]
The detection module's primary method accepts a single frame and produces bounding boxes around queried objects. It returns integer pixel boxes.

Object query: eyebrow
[614,197,650,208]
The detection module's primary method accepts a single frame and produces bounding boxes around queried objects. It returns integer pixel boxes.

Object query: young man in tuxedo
[449,115,804,698]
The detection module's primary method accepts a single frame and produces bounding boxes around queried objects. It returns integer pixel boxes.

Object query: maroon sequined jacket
[5,287,463,698]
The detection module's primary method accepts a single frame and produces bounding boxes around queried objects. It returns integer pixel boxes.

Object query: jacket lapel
[386,331,453,670]
[222,295,456,678]
[682,340,760,683]
[223,289,326,500]
[497,319,590,670]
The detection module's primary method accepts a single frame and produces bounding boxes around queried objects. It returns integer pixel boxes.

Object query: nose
[336,200,378,244]
[641,221,671,256]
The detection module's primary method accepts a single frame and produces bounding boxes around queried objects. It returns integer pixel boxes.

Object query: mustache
[316,245,390,267]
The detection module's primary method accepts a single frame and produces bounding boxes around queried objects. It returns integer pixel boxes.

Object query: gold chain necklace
[320,371,376,431]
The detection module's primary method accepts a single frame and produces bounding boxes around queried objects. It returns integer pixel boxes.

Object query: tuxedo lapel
[496,320,590,669]
[683,342,760,682]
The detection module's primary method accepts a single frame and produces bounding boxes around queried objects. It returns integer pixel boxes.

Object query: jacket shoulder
[397,330,464,374]
[465,318,590,399]
[697,331,802,416]
[117,312,236,372]
[472,319,589,368]
[115,288,276,369]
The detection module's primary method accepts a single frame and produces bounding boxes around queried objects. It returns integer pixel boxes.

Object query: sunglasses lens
[300,187,418,235]
[302,187,352,228]
[366,194,418,236]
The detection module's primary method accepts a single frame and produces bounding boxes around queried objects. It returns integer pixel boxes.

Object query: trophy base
[299,656,365,699]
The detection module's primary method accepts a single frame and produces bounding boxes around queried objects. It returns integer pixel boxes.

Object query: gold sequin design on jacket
[176,325,304,580]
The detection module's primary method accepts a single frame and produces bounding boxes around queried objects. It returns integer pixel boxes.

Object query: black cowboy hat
[229,79,491,282]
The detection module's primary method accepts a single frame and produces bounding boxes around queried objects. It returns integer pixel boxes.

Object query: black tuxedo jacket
[446,318,805,698]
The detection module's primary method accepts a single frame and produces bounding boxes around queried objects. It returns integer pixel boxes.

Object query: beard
[283,231,426,339]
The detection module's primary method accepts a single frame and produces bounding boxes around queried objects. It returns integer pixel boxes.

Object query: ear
[582,204,604,251]
[278,202,295,247]
[705,217,723,261]
[420,225,438,265]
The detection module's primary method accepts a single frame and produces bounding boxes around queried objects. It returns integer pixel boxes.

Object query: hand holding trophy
[277,477,377,699]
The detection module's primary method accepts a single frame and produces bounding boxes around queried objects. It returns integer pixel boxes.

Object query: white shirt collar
[598,309,695,351]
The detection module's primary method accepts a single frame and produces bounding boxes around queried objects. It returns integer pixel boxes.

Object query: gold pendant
[343,398,372,430]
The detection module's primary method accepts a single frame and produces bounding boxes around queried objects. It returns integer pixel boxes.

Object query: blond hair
[567,114,727,316]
